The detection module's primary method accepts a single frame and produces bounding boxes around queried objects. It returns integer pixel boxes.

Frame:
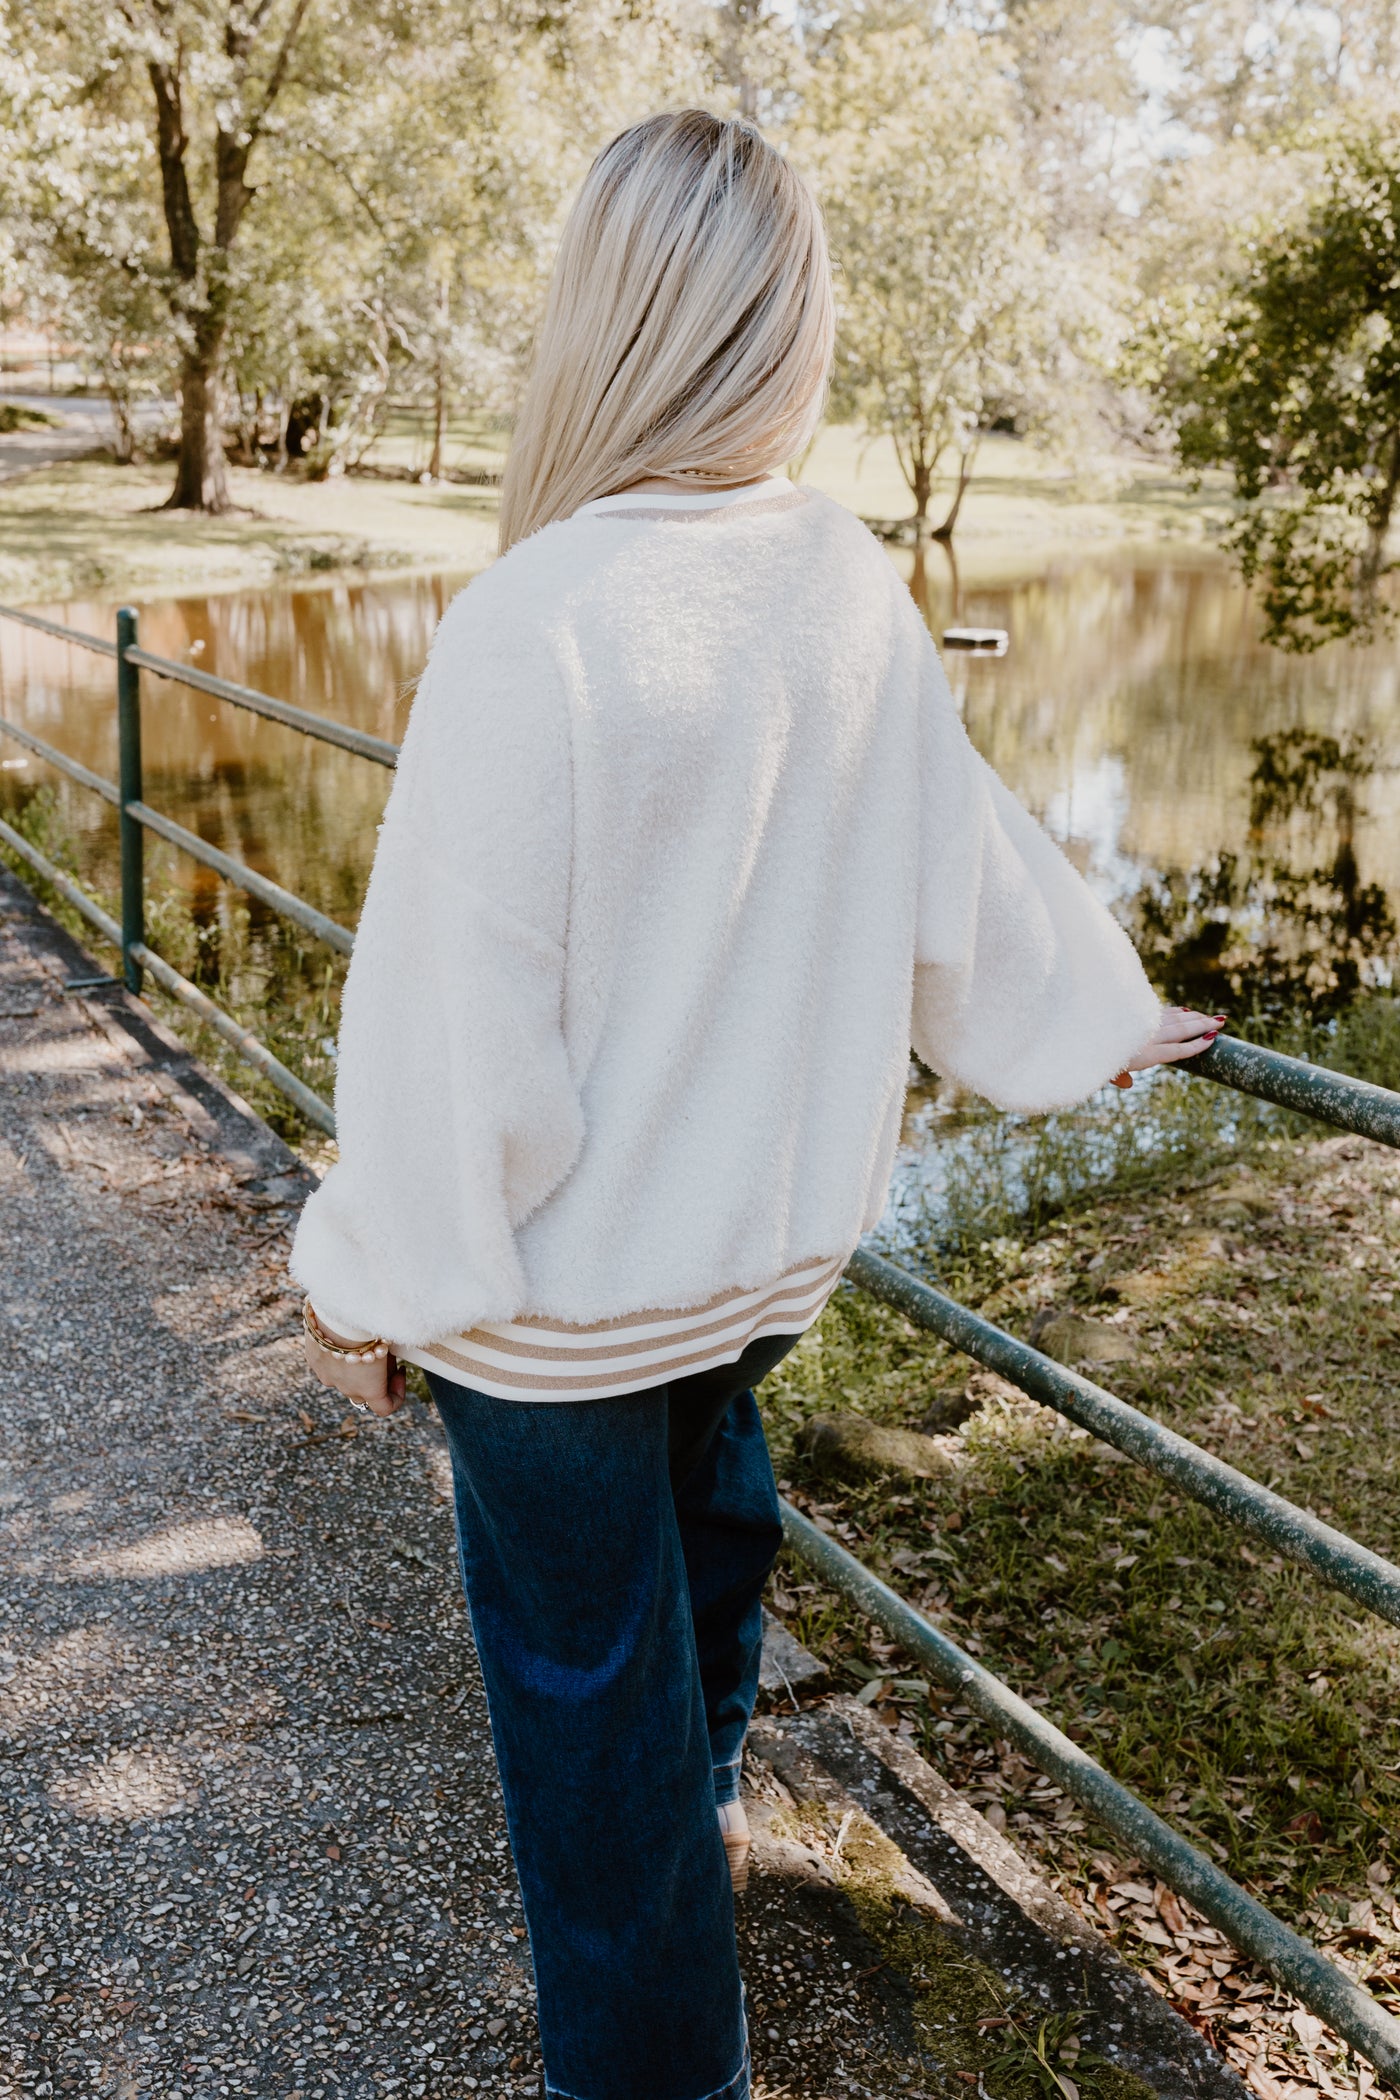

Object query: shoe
[717,1799,750,1895]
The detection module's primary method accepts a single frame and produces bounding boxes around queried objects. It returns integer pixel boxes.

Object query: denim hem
[545,2056,749,2100]
[712,1752,743,1806]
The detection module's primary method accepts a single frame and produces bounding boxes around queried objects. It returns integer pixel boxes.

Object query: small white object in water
[942,626,1008,654]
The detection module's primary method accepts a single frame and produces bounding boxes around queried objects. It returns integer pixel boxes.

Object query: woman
[293,109,1218,2100]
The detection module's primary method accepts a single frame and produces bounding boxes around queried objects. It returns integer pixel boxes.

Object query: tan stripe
[419,1288,839,1395]
[503,1253,842,1338]
[592,491,808,525]
[465,1261,844,1366]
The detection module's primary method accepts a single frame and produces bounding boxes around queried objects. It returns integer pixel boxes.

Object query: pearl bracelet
[302,1299,389,1363]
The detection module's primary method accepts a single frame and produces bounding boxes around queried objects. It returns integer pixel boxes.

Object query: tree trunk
[931,443,977,544]
[941,534,963,624]
[428,350,446,481]
[426,276,450,481]
[1359,425,1400,602]
[163,352,230,512]
[104,376,135,465]
[908,540,928,614]
[911,457,932,542]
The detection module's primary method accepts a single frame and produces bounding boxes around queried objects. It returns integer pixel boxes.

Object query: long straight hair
[498,110,834,554]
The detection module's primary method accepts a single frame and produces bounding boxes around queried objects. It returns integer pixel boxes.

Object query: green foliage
[140,857,347,1145]
[897,986,1400,1279]
[985,2007,1116,2099]
[0,0,709,494]
[0,401,56,431]
[1144,124,1400,650]
[912,1074,1280,1266]
[894,722,1400,1272]
[797,21,1064,532]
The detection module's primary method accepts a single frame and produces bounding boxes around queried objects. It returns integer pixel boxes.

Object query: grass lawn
[762,1128,1400,2097]
[0,455,500,606]
[798,427,1231,577]
[351,403,509,483]
[0,420,1228,606]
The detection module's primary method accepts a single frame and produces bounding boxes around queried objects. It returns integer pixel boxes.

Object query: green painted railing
[0,601,382,1132]
[846,1246,1400,1626]
[4,597,1400,2076]
[1196,1029,1400,1147]
[779,1505,1400,2077]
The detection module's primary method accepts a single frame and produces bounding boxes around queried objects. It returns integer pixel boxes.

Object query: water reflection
[1132,729,1396,1022]
[2,545,1398,1015]
[0,571,469,925]
[903,543,1400,919]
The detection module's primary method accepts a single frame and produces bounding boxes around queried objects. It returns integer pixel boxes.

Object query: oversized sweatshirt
[290,476,1161,1356]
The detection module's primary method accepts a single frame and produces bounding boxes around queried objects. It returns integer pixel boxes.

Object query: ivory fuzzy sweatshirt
[290,478,1161,1359]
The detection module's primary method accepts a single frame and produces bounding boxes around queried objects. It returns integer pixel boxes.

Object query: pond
[2,542,1397,1224]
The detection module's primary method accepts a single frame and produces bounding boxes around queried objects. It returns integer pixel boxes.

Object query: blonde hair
[498,110,833,554]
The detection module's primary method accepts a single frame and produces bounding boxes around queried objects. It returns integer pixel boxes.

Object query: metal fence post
[116,606,144,994]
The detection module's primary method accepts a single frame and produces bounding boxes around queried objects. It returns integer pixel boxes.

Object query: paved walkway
[0,866,1245,2100]
[0,395,166,480]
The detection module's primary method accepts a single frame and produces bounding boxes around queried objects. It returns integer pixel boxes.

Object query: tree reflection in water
[1131,728,1397,1027]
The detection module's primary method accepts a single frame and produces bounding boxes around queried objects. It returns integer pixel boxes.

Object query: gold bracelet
[302,1299,389,1363]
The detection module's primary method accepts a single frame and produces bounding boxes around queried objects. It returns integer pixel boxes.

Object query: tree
[996,0,1145,242]
[0,12,175,460]
[1133,0,1400,151]
[53,260,172,464]
[139,0,316,511]
[798,22,1063,540]
[3,0,321,511]
[1143,126,1400,650]
[163,0,700,491]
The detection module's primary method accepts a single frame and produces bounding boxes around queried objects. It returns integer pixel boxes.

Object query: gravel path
[0,867,1245,2100]
[0,871,972,2100]
[0,874,542,2099]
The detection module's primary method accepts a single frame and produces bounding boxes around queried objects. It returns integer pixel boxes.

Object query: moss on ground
[759,1794,1155,2096]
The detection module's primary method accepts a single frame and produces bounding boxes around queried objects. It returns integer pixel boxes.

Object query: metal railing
[3,598,1400,2075]
[0,601,393,1135]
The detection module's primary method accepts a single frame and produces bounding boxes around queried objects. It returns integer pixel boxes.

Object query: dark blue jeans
[427,1330,793,2100]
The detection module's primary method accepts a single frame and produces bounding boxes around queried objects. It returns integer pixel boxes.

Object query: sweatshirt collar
[573,475,788,518]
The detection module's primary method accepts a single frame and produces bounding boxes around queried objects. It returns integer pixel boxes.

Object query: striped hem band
[401,1254,846,1401]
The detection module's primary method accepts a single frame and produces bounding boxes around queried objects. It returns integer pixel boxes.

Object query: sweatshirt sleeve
[289,582,583,1347]
[911,643,1162,1114]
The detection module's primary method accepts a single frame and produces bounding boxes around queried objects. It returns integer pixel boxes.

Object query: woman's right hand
[1111,1006,1224,1089]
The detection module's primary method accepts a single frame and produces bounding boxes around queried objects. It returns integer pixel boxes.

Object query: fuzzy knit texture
[291,478,1162,1348]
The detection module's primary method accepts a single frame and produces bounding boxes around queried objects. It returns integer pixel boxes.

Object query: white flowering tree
[798,22,1066,541]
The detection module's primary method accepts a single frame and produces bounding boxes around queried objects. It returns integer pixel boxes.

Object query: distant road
[0,391,170,481]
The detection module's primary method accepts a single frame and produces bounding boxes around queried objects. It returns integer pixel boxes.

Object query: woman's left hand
[1111,1006,1224,1090]
[303,1324,409,1416]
